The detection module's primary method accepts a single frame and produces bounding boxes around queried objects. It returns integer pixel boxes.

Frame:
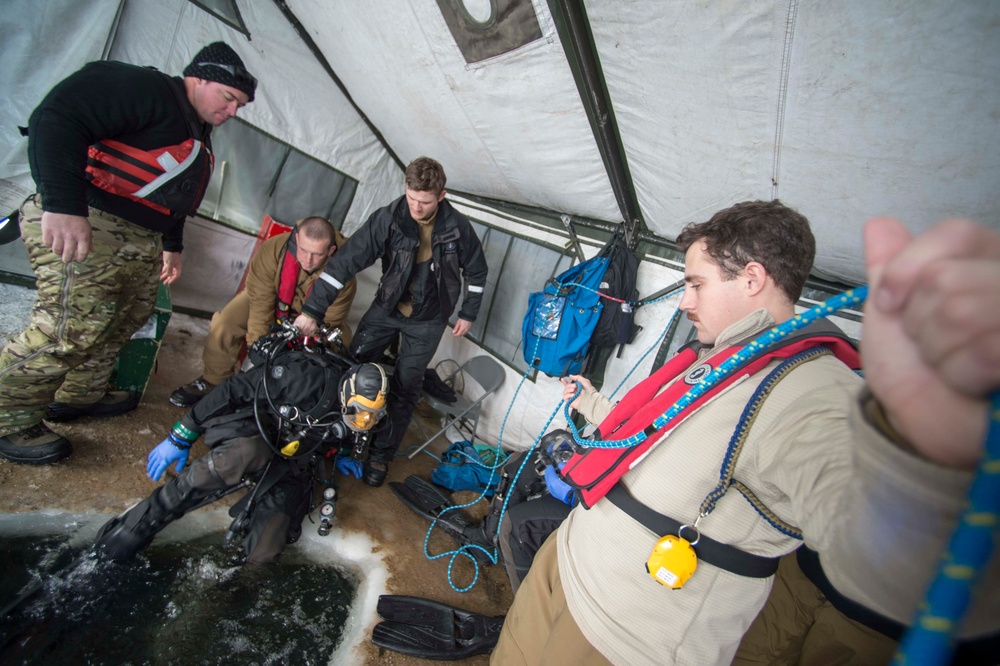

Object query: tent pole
[100,0,127,61]
[561,215,587,263]
[271,0,404,172]
[547,0,644,249]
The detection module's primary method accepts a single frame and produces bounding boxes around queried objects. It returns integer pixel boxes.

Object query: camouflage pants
[0,195,162,435]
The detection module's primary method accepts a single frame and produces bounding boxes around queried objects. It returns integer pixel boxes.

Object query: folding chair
[408,355,505,459]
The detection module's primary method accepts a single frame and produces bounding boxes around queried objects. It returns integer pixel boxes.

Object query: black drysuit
[99,351,344,563]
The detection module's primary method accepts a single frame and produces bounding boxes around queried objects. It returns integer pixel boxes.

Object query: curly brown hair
[675,200,815,302]
[404,157,447,193]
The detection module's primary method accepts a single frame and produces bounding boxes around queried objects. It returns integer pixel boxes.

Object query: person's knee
[208,299,250,343]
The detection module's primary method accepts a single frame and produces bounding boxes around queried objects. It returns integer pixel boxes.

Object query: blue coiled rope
[420,332,557,592]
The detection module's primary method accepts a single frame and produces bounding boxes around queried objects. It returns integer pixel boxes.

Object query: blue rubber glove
[543,464,576,506]
[335,455,363,478]
[147,438,190,481]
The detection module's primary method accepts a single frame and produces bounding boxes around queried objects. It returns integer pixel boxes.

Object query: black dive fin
[389,476,494,562]
[371,594,505,660]
[389,475,454,522]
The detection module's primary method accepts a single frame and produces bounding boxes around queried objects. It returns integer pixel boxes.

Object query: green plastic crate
[111,283,172,397]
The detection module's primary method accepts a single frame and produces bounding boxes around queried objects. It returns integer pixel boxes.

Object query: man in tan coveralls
[169,216,356,407]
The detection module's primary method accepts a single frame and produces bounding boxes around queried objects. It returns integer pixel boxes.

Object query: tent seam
[772,0,799,200]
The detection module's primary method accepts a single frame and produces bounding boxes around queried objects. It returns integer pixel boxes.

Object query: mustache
[686,313,699,323]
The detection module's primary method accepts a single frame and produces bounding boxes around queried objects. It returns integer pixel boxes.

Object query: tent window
[452,221,572,374]
[198,118,357,232]
[436,0,542,63]
[187,0,249,37]
[460,0,496,27]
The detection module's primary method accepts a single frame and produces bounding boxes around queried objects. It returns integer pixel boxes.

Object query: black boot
[0,423,72,464]
[94,499,164,563]
[46,391,139,423]
[94,476,202,562]
[363,459,389,487]
[169,377,216,408]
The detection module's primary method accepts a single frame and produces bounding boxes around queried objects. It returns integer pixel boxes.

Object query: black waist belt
[796,546,906,640]
[606,485,780,578]
[796,547,1000,661]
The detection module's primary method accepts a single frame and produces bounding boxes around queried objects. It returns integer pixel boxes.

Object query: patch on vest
[684,363,713,385]
[271,365,286,380]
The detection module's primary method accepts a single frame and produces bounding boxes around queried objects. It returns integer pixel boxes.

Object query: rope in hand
[894,392,1000,665]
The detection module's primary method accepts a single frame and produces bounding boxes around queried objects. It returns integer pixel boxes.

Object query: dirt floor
[0,311,514,665]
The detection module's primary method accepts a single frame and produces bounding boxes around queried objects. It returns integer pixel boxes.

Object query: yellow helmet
[339,363,389,432]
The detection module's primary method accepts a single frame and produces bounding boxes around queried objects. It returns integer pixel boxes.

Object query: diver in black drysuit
[95,339,388,564]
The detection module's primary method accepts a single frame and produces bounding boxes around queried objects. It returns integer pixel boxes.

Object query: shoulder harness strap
[608,347,835,577]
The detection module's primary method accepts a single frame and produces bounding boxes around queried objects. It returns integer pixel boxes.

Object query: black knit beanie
[183,42,256,102]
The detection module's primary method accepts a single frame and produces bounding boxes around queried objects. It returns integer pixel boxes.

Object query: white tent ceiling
[2,0,998,286]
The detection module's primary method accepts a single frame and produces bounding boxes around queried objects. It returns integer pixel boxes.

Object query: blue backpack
[521,254,610,378]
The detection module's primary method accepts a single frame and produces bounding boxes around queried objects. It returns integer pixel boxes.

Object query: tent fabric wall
[0,0,123,212]
[778,1,1000,282]
[289,0,621,221]
[5,1,996,279]
[589,1,1000,283]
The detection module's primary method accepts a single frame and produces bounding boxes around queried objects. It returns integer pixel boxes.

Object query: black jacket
[303,196,488,325]
[27,61,212,252]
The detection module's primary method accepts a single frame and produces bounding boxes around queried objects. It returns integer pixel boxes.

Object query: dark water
[0,529,357,665]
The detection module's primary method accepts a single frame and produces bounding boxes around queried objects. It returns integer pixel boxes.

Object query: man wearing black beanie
[0,43,256,465]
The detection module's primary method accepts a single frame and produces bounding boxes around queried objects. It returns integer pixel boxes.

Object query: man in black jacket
[0,42,256,466]
[294,157,488,487]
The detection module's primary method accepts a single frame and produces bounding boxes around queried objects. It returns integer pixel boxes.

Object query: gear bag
[522,251,610,378]
[589,232,640,353]
[431,441,509,497]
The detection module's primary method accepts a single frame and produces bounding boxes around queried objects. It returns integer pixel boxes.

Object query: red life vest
[85,138,214,217]
[560,323,861,508]
[276,241,305,320]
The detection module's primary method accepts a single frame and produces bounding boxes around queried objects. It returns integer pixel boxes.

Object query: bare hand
[862,217,1000,469]
[41,212,92,263]
[452,318,472,337]
[160,251,182,284]
[561,374,593,410]
[293,313,319,336]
